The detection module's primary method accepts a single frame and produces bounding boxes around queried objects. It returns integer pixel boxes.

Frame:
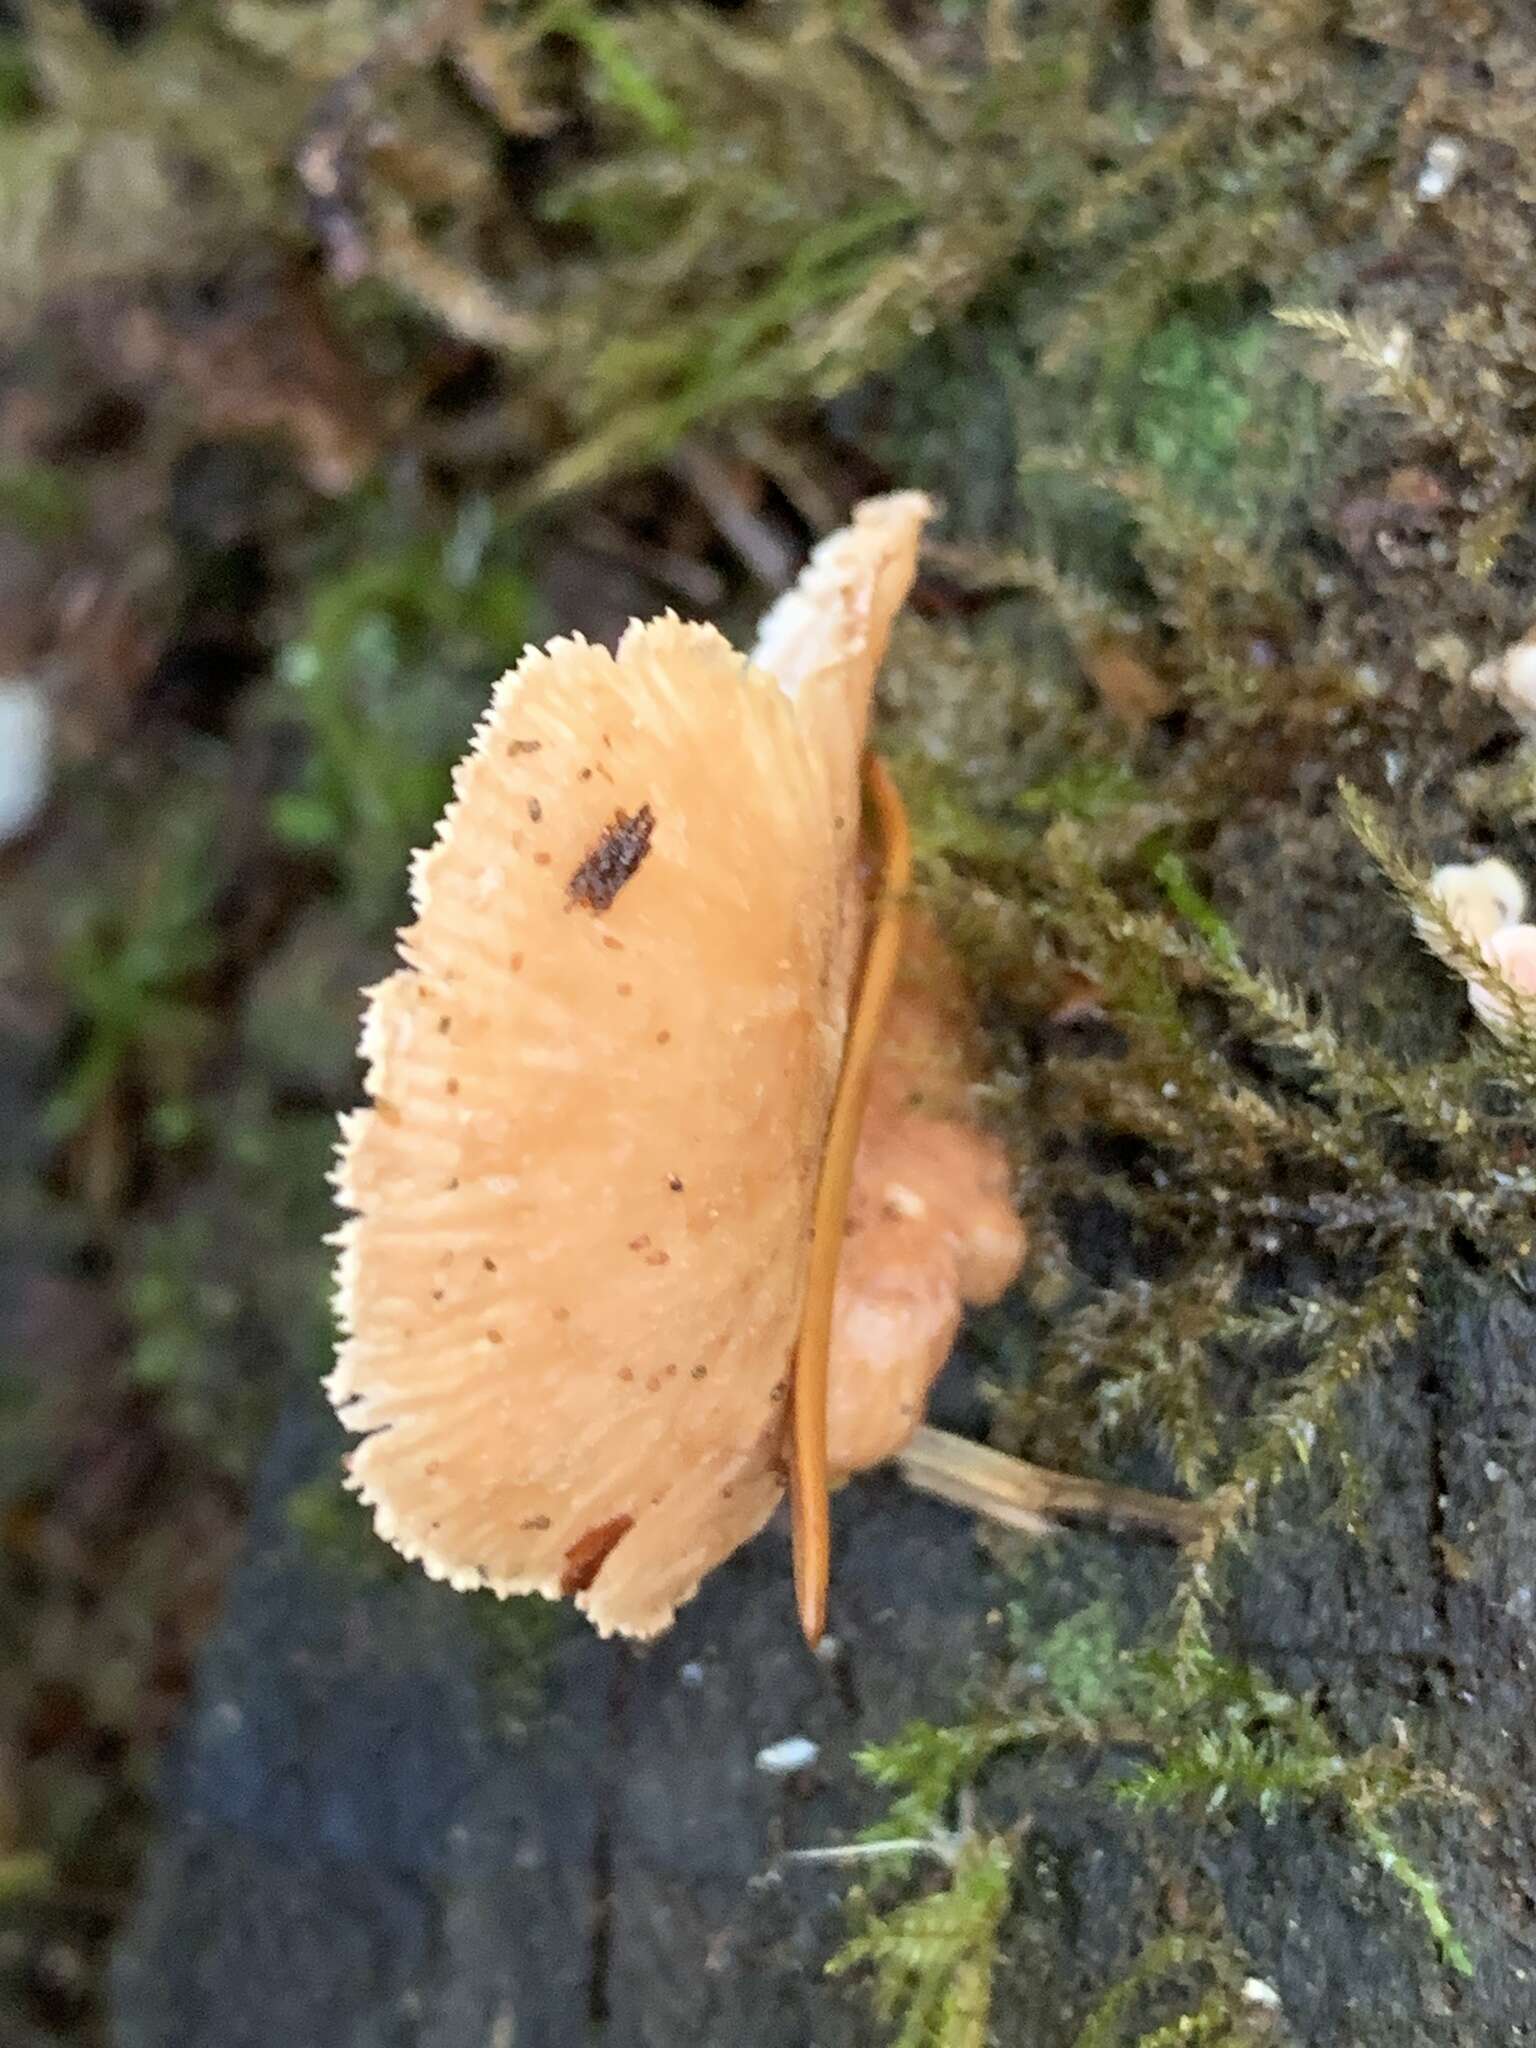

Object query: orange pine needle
[790,751,912,1646]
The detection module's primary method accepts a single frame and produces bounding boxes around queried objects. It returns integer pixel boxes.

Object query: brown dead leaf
[1047,970,1108,1023]
[1081,637,1172,729]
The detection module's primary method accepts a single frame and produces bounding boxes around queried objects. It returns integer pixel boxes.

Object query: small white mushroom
[1467,923,1536,1043]
[1470,628,1536,730]
[0,678,52,847]
[754,1736,820,1775]
[1415,137,1465,204]
[1417,857,1526,962]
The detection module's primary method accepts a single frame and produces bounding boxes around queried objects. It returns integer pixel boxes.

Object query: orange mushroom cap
[329,490,1024,1637]
[826,913,1026,1478]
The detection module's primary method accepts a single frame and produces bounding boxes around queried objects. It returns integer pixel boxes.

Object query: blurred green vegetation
[268,495,535,926]
[48,795,221,1171]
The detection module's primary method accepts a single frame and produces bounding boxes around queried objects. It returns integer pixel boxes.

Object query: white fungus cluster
[1421,857,1536,1041]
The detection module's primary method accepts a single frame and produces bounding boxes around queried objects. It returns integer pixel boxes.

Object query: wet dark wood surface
[111,1271,1536,2047]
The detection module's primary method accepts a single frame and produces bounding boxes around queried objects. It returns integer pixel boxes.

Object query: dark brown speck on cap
[567,805,656,913]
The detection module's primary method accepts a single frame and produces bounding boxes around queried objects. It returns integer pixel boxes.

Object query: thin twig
[898,1425,1213,1546]
[296,0,487,283]
[670,442,800,590]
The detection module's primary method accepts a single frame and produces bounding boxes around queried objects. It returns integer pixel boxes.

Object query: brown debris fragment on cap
[566,803,656,913]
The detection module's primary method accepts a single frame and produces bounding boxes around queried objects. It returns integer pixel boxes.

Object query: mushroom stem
[789,751,913,1649]
[896,1425,1213,1547]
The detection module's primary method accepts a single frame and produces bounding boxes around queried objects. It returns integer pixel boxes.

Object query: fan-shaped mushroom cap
[331,494,937,1638]
[331,619,848,1636]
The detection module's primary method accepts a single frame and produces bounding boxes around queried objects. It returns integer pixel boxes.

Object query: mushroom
[1417,857,1525,962]
[1412,857,1536,1042]
[0,678,52,848]
[824,907,1025,1479]
[1466,922,1536,1042]
[330,492,1203,1643]
[1470,626,1536,731]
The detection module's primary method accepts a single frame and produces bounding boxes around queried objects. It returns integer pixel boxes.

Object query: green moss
[0,0,1396,529]
[462,1586,570,1729]
[1016,1597,1128,1722]
[10,0,1350,510]
[0,458,84,538]
[1148,853,1240,971]
[267,492,533,929]
[1125,314,1320,544]
[286,1471,566,1724]
[0,29,34,123]
[0,0,313,316]
[552,2,691,146]
[790,18,1536,2028]
[286,1472,408,1583]
[47,789,222,1173]
[842,1587,1468,2034]
[829,1832,1013,2048]
[1068,1926,1277,2048]
[0,1852,52,1905]
[123,1215,243,1456]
